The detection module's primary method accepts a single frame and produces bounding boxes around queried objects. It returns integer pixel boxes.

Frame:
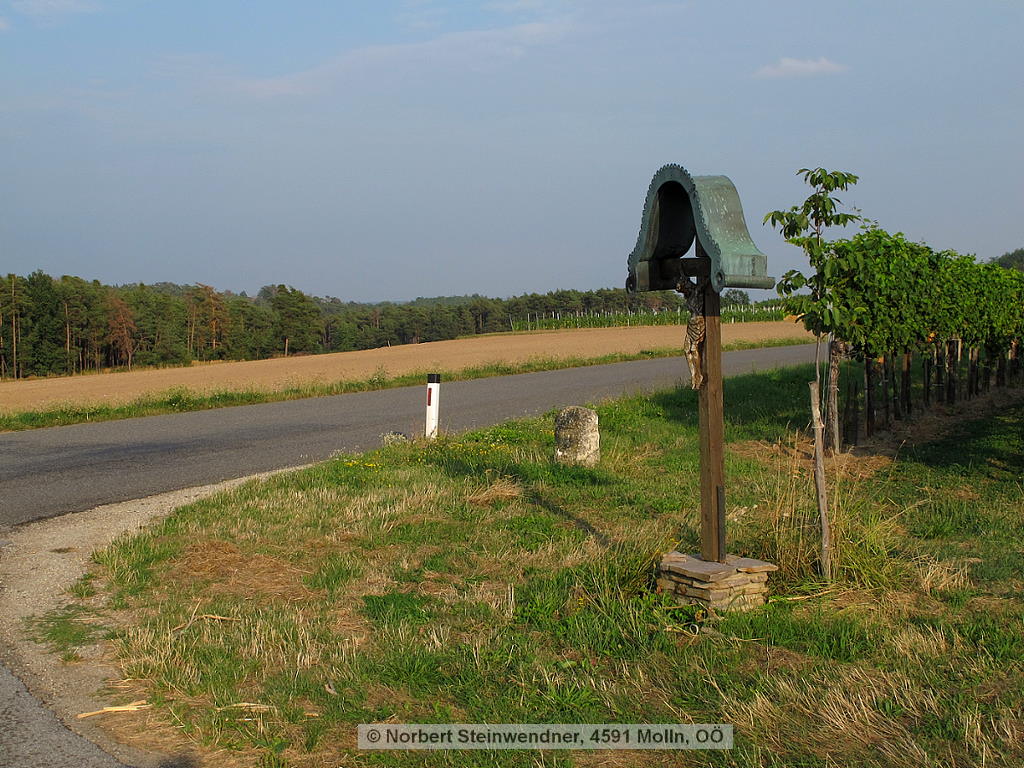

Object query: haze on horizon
[2,1,1021,303]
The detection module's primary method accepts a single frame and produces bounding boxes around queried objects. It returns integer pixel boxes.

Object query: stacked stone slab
[656,552,777,611]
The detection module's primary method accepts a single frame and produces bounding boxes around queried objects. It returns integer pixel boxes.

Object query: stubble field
[0,321,810,413]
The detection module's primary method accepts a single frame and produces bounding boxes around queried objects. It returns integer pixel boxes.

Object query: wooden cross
[697,270,726,562]
[684,244,727,563]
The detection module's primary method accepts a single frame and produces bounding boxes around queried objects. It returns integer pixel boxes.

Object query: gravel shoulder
[0,470,306,768]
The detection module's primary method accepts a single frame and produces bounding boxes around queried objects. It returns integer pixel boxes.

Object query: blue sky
[2,1,1021,302]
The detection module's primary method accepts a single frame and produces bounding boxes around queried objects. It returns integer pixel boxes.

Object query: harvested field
[0,321,810,413]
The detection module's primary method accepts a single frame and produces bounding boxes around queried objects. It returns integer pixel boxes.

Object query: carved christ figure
[677,277,706,390]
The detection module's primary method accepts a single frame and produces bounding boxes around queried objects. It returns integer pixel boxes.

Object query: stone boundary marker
[656,552,778,611]
[553,406,600,467]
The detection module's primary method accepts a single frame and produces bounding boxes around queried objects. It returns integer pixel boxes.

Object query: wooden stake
[865,358,876,437]
[967,347,976,398]
[850,380,860,446]
[881,355,891,427]
[809,381,832,581]
[890,354,901,421]
[825,338,842,455]
[841,375,853,449]
[924,354,932,408]
[946,339,957,404]
[697,269,726,563]
[901,351,912,416]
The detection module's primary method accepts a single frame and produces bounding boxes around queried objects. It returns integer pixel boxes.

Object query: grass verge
[32,364,1024,767]
[0,337,810,432]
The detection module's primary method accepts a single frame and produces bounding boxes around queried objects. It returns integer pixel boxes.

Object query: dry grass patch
[873,589,946,621]
[466,474,523,506]
[730,437,894,482]
[171,540,314,603]
[522,536,606,573]
[96,699,243,768]
[573,751,686,767]
[914,556,972,593]
[887,625,952,660]
[727,666,932,766]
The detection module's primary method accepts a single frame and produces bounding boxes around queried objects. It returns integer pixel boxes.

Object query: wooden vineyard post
[902,351,912,416]
[970,348,978,397]
[946,339,958,404]
[697,267,726,563]
[825,338,842,454]
[865,358,876,436]
[890,355,901,421]
[924,353,932,408]
[809,380,833,581]
[882,356,891,427]
[849,380,860,446]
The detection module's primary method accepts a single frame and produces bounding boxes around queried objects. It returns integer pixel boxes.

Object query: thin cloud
[228,21,570,99]
[487,0,553,11]
[394,0,449,31]
[754,56,848,79]
[11,0,100,17]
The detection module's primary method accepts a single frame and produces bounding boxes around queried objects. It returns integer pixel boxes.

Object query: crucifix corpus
[625,164,779,611]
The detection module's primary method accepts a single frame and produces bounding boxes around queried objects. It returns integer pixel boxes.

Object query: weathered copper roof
[626,164,774,293]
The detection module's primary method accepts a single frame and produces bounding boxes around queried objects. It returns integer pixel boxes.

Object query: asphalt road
[0,345,814,528]
[0,667,126,768]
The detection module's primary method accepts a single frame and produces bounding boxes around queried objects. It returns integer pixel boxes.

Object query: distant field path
[0,322,809,412]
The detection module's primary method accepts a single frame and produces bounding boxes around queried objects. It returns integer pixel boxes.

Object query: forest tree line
[0,273,752,379]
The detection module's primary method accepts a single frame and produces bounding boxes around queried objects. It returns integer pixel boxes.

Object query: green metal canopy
[626,164,774,294]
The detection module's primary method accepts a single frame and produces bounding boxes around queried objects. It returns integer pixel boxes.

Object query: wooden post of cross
[695,242,727,563]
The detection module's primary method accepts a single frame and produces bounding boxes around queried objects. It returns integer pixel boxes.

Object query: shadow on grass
[651,364,1024,479]
[426,446,618,549]
[897,402,1024,480]
[650,364,813,443]
[524,490,612,548]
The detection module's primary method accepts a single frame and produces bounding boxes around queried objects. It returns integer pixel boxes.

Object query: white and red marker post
[425,373,441,439]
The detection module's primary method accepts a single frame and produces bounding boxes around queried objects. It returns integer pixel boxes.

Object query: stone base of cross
[656,552,778,612]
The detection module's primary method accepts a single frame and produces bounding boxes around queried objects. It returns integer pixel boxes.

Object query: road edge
[0,466,311,768]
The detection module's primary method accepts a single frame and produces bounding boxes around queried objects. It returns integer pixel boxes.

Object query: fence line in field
[508,304,784,332]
